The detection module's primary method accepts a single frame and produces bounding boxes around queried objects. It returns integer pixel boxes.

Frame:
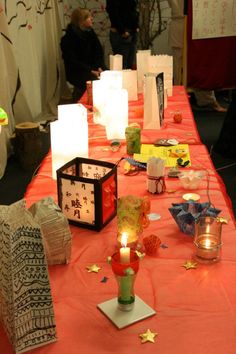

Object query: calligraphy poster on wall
[192,0,236,39]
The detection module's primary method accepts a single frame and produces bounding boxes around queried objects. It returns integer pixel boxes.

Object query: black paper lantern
[57,157,117,231]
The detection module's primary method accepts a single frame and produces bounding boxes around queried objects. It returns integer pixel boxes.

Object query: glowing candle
[203,238,211,249]
[194,217,222,263]
[120,232,130,264]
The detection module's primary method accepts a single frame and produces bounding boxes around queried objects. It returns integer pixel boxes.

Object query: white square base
[97,295,156,329]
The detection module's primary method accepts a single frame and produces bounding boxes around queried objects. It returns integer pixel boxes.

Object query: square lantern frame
[57,157,117,231]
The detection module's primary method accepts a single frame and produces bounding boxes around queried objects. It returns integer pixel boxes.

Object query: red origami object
[143,234,161,255]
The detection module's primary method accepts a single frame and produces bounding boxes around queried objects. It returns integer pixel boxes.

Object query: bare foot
[211,101,227,112]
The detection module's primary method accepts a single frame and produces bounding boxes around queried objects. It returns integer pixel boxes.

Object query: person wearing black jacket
[106,0,139,69]
[60,8,106,102]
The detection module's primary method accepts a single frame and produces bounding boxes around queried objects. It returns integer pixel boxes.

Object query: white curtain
[0,0,70,178]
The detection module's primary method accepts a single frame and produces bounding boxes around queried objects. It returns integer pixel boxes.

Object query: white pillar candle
[120,233,130,264]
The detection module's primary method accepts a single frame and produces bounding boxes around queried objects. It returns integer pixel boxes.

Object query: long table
[1,87,236,354]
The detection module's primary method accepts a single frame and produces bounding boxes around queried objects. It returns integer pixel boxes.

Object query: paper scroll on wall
[0,199,57,354]
[136,49,151,93]
[192,0,236,39]
[109,54,123,70]
[143,72,164,130]
[148,55,173,96]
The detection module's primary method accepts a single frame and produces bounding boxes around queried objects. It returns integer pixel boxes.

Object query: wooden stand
[14,122,42,170]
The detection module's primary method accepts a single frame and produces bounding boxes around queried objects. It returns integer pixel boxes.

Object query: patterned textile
[29,196,72,265]
[0,200,57,353]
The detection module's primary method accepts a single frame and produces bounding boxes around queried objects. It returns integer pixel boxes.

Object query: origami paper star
[182,261,197,270]
[139,329,158,344]
[86,264,101,273]
[100,276,108,283]
[216,216,228,225]
[160,243,168,249]
[169,201,221,235]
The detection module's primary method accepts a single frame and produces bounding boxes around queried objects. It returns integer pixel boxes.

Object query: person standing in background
[106,0,139,69]
[167,0,185,86]
[168,0,226,112]
[60,8,106,102]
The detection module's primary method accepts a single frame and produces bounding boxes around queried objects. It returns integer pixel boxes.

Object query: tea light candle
[194,216,222,263]
[120,232,130,264]
[195,235,220,261]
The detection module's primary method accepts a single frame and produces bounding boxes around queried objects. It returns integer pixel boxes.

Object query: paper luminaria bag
[148,54,173,96]
[29,196,72,265]
[0,199,57,354]
[143,72,164,130]
[57,157,117,231]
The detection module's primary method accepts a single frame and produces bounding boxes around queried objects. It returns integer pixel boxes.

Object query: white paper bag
[122,70,138,101]
[136,49,151,93]
[29,196,72,265]
[143,73,164,130]
[0,199,57,354]
[148,55,173,96]
[109,54,123,70]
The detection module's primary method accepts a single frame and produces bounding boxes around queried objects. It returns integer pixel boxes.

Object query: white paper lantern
[92,80,108,125]
[122,70,138,101]
[148,55,173,96]
[92,71,123,126]
[104,88,128,140]
[143,73,161,130]
[136,49,151,93]
[100,70,123,89]
[109,54,123,70]
[50,104,88,179]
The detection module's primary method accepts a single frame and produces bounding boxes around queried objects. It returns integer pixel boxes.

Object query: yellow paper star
[216,216,228,225]
[139,329,158,344]
[182,260,197,270]
[86,264,101,273]
[135,250,145,259]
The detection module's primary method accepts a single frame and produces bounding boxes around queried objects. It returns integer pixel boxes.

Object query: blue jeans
[109,31,137,69]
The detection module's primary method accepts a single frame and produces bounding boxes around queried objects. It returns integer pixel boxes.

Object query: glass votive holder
[111,250,139,311]
[194,216,222,264]
[178,170,204,190]
[125,124,141,155]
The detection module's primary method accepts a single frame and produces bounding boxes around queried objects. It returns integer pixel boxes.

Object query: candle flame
[205,238,211,248]
[121,232,128,247]
[206,224,210,234]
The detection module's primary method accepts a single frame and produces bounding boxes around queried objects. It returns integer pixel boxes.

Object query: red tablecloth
[1,88,236,354]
